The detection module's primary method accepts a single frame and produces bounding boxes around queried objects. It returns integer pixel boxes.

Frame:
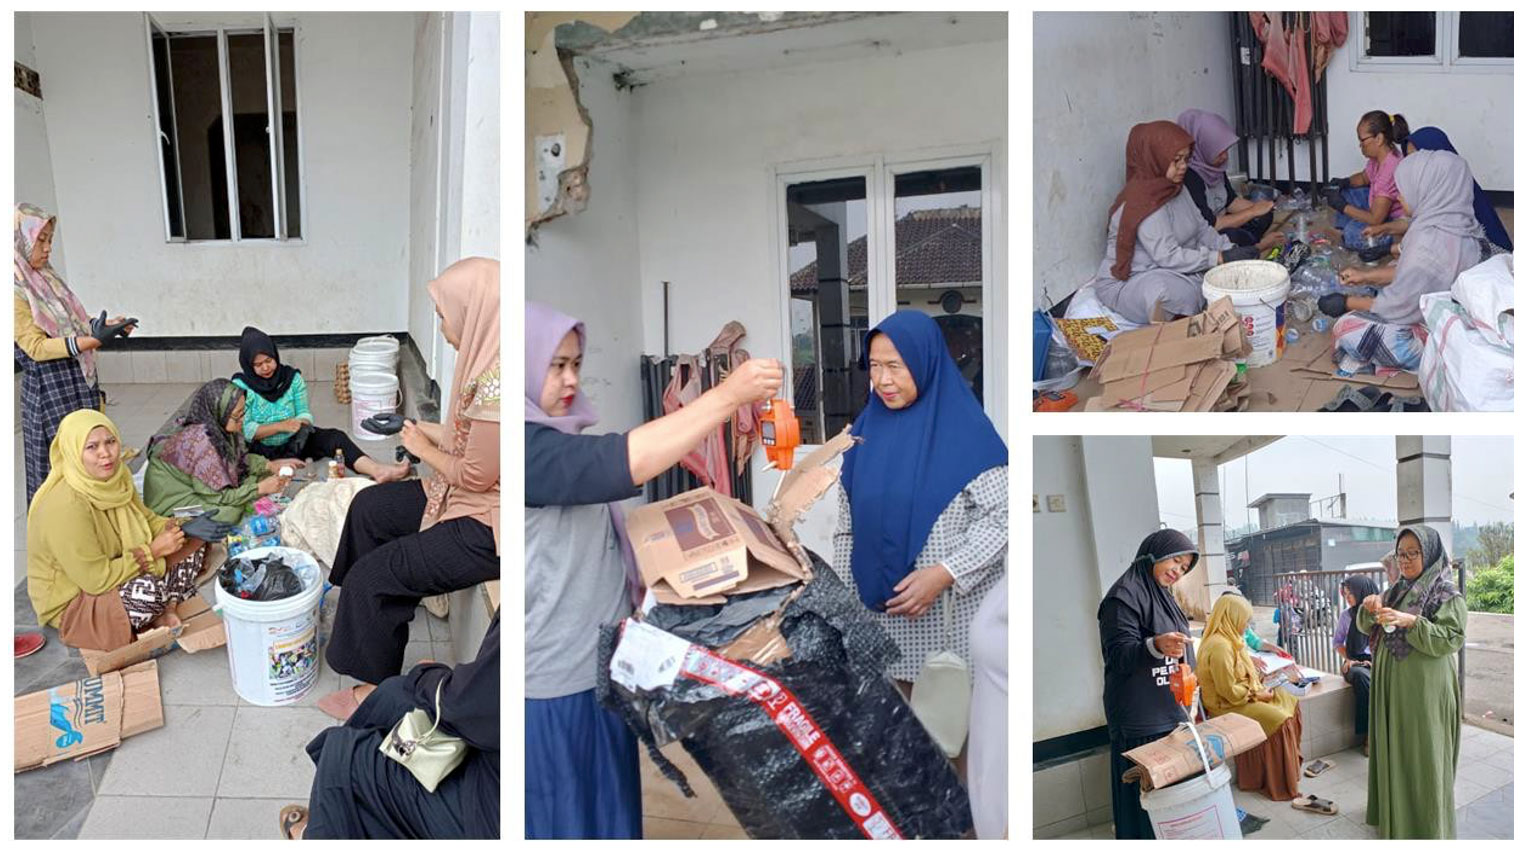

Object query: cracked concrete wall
[525,12,635,234]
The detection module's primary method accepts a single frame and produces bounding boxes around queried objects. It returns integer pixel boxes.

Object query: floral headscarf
[14,203,96,383]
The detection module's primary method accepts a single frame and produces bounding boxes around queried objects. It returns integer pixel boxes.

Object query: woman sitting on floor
[27,410,230,650]
[142,378,295,523]
[1323,111,1408,253]
[1176,108,1275,247]
[1093,121,1273,325]
[231,326,410,482]
[1359,125,1514,254]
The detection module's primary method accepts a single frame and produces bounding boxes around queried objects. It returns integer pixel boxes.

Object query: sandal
[15,632,46,659]
[279,804,308,840]
[1291,795,1339,816]
[316,687,362,722]
[1303,758,1334,778]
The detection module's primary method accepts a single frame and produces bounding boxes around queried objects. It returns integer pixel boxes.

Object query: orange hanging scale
[758,398,802,472]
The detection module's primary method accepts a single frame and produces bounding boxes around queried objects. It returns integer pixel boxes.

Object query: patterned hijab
[420,258,501,545]
[1108,121,1195,281]
[148,379,250,490]
[14,204,96,384]
[27,409,155,557]
[1375,525,1460,661]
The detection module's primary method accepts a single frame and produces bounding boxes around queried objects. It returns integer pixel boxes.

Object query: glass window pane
[228,32,274,239]
[279,29,301,238]
[786,177,870,444]
[1459,12,1512,59]
[1365,12,1436,58]
[151,28,185,238]
[168,35,227,239]
[892,166,984,403]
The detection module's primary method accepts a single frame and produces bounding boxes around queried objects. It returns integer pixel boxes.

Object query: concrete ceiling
[557,11,1008,85]
[1151,436,1282,465]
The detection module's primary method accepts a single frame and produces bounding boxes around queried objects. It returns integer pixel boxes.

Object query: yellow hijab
[1201,593,1262,692]
[28,410,155,555]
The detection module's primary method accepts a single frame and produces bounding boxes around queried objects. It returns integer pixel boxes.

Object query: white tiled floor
[19,378,450,839]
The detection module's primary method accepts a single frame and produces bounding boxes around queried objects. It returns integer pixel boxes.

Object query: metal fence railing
[1270,567,1386,675]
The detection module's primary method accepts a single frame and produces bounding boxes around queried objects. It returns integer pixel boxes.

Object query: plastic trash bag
[219,554,305,601]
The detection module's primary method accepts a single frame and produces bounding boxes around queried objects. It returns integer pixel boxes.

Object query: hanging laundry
[1310,12,1349,82]
[705,321,765,476]
[662,354,732,496]
[1250,12,1314,135]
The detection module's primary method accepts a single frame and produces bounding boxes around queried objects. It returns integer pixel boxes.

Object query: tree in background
[1466,521,1513,569]
[1465,554,1513,615]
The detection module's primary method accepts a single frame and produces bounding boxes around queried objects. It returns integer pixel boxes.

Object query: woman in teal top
[232,327,411,482]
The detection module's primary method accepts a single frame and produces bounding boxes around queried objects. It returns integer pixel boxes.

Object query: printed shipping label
[610,619,694,692]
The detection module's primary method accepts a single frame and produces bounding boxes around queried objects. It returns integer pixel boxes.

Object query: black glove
[89,311,138,347]
[1357,241,1391,263]
[361,412,406,436]
[1318,293,1349,318]
[1320,186,1346,212]
[181,510,238,542]
[1223,245,1261,263]
[1329,176,1350,192]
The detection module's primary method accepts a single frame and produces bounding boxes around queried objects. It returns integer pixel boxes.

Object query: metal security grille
[1270,566,1385,674]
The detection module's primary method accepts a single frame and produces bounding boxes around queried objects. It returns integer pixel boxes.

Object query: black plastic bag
[218,554,305,601]
[598,552,972,839]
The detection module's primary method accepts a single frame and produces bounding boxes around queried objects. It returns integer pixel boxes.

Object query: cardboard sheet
[79,596,226,677]
[15,661,165,772]
[1085,297,1253,412]
[1121,713,1268,791]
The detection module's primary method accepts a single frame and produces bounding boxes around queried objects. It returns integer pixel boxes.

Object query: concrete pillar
[1394,436,1453,557]
[1192,457,1231,615]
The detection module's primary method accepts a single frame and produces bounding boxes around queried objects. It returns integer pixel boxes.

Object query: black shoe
[1358,242,1391,263]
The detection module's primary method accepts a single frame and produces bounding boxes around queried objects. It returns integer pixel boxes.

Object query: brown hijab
[1108,121,1194,281]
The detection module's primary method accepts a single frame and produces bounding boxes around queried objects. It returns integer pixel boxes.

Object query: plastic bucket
[350,336,399,371]
[1140,763,1242,840]
[212,546,324,707]
[350,371,401,440]
[1202,260,1291,368]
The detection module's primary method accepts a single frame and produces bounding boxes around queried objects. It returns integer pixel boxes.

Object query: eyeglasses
[1358,135,1378,145]
[1396,549,1423,562]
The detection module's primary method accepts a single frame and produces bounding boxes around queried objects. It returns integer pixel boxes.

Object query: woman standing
[1333,574,1379,754]
[833,311,1007,720]
[1176,108,1275,246]
[523,302,782,838]
[1097,529,1197,839]
[1356,526,1466,839]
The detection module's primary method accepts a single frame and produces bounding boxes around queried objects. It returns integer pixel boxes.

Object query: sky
[1154,436,1514,531]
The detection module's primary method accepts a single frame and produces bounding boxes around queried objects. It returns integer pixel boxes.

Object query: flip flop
[316,687,361,722]
[1303,758,1335,778]
[1292,795,1339,816]
[15,632,45,659]
[279,804,308,840]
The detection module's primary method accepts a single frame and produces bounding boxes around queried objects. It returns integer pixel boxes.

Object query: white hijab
[1371,150,1488,325]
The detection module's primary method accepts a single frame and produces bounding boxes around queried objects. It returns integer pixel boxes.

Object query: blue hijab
[839,311,1007,610]
[1408,126,1512,251]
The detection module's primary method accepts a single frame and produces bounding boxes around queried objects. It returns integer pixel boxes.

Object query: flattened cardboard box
[1121,712,1267,791]
[79,595,227,677]
[15,660,165,772]
[627,429,856,605]
[1088,297,1251,412]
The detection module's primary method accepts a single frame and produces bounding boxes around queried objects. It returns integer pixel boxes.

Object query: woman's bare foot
[150,611,182,631]
[371,460,412,483]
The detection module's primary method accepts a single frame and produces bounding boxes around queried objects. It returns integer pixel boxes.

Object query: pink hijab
[1177,109,1239,187]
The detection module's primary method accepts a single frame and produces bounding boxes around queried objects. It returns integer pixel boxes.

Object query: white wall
[525,56,647,434]
[1262,20,1513,191]
[14,13,64,274]
[408,12,445,367]
[1033,12,1234,306]
[29,12,415,336]
[1033,436,1162,742]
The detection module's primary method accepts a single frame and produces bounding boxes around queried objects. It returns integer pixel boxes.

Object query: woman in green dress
[1355,524,1466,839]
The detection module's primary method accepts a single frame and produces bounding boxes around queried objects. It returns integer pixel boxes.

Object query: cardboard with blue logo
[14,660,165,772]
[1119,712,1266,791]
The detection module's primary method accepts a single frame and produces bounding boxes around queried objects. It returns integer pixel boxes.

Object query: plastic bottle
[331,449,345,480]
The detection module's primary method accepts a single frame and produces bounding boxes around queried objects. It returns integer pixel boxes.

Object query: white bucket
[351,370,401,441]
[1140,763,1242,840]
[212,546,324,707]
[1202,260,1291,368]
[350,336,399,371]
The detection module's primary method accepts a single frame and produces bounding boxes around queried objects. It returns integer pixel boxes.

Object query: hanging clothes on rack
[704,321,763,477]
[1310,12,1349,82]
[1251,12,1314,135]
[662,355,732,496]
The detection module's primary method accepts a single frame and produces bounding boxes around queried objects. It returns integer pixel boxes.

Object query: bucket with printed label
[212,546,324,707]
[1140,763,1242,839]
[350,371,401,441]
[1203,260,1291,368]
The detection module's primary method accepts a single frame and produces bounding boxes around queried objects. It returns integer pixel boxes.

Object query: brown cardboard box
[78,596,227,677]
[1087,297,1253,412]
[1286,342,1422,391]
[626,429,857,605]
[1121,713,1268,791]
[14,661,165,772]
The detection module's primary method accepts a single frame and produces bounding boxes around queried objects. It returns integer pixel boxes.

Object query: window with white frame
[1356,11,1512,70]
[780,156,992,444]
[147,14,301,242]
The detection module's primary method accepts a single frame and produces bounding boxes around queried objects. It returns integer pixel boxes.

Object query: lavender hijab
[524,301,640,599]
[1177,109,1239,186]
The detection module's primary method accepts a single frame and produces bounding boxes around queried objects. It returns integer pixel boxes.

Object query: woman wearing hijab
[27,410,212,650]
[1094,121,1265,325]
[317,258,502,719]
[1097,529,1197,839]
[1334,573,1380,755]
[231,325,410,481]
[1355,526,1466,839]
[1323,149,1503,326]
[1198,593,1308,805]
[1360,126,1514,252]
[523,301,783,839]
[143,379,293,523]
[833,312,1007,712]
[1176,109,1275,246]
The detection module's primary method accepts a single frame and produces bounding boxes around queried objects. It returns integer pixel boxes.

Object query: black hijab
[1099,528,1199,636]
[233,326,298,402]
[1341,574,1380,661]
